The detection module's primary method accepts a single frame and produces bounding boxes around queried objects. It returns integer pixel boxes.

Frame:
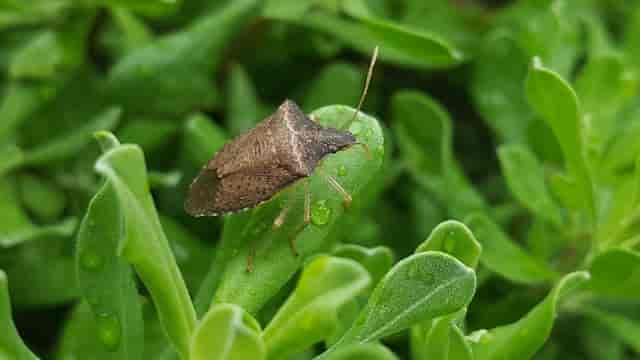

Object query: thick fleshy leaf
[322,343,398,360]
[525,57,595,218]
[466,213,557,284]
[226,64,266,136]
[471,31,533,143]
[0,177,76,248]
[416,220,481,269]
[117,118,179,154]
[263,256,371,359]
[190,303,265,360]
[575,54,637,162]
[582,306,640,353]
[106,0,259,115]
[212,106,384,315]
[469,271,590,360]
[391,90,486,219]
[589,248,640,299]
[94,135,196,359]
[332,244,394,287]
[321,252,476,357]
[410,311,472,360]
[21,107,121,167]
[18,174,66,221]
[0,270,39,360]
[92,0,181,17]
[299,11,462,69]
[0,235,78,307]
[76,170,144,357]
[0,83,53,142]
[302,62,364,113]
[498,144,562,225]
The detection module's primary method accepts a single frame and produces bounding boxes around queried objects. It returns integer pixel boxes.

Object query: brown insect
[185,47,378,271]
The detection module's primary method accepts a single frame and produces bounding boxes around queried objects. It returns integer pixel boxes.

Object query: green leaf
[160,215,213,294]
[469,271,590,360]
[21,107,121,167]
[411,311,473,360]
[94,136,196,359]
[466,213,557,284]
[91,0,181,17]
[321,343,398,360]
[0,270,39,360]
[471,31,532,143]
[0,143,23,176]
[300,11,462,69]
[391,90,486,219]
[76,178,144,357]
[106,0,259,116]
[0,0,70,30]
[102,8,153,57]
[582,306,640,353]
[589,248,640,299]
[182,113,228,167]
[9,31,65,80]
[634,155,640,209]
[525,57,595,219]
[117,118,179,153]
[575,54,637,162]
[0,82,52,142]
[302,62,364,113]
[263,255,371,359]
[212,106,384,315]
[226,64,265,136]
[416,220,482,269]
[498,144,562,226]
[0,177,76,248]
[322,252,476,356]
[411,223,477,360]
[0,234,78,307]
[262,0,313,20]
[331,244,394,287]
[190,303,265,360]
[18,174,66,221]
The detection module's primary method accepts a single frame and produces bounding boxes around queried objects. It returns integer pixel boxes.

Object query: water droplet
[375,145,384,158]
[338,165,347,177]
[364,128,373,139]
[311,200,331,226]
[96,313,121,351]
[349,122,362,135]
[81,251,103,271]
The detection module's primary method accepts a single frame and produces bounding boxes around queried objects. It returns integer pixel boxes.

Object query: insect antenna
[341,45,379,131]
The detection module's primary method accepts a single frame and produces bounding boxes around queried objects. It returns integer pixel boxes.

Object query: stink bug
[185,47,378,271]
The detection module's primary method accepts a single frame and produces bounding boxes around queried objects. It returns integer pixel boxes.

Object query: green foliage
[2,1,640,359]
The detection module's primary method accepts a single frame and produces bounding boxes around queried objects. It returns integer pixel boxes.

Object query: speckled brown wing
[185,165,305,216]
[212,165,304,213]
[209,116,282,178]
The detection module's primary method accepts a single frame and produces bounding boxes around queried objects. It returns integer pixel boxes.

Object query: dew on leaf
[338,165,347,177]
[80,251,104,271]
[311,200,331,226]
[96,312,121,351]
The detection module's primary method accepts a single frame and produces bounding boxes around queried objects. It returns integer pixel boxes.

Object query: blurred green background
[2,0,640,359]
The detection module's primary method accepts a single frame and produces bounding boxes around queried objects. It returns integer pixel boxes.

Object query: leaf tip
[94,131,121,153]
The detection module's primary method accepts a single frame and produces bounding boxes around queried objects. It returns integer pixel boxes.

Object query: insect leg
[289,179,311,256]
[246,246,256,273]
[319,168,352,208]
[272,190,294,230]
[352,142,372,160]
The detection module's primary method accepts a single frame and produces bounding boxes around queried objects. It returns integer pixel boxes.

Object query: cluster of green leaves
[1,0,640,359]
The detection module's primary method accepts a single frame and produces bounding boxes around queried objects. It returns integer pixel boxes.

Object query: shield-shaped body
[184,100,356,216]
